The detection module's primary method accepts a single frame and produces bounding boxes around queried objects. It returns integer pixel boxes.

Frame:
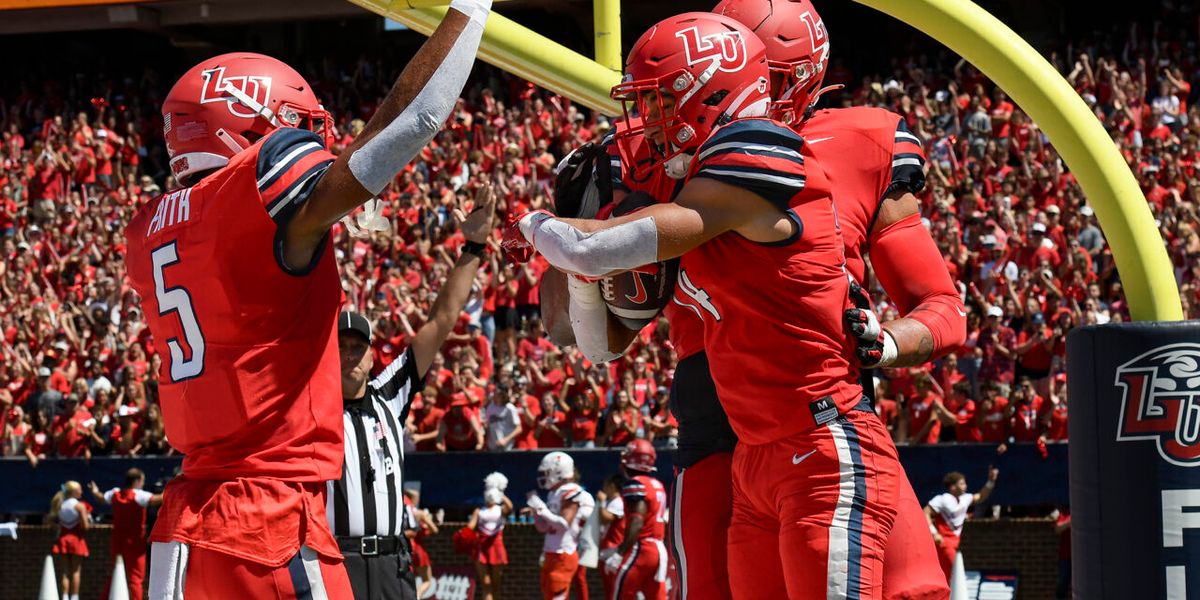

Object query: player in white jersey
[524,452,596,599]
[925,467,1000,581]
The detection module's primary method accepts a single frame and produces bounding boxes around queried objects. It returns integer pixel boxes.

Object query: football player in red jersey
[124,1,492,597]
[605,440,668,600]
[543,3,961,599]
[507,12,904,598]
[714,1,963,598]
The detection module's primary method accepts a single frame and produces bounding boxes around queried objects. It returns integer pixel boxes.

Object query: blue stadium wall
[0,443,1066,516]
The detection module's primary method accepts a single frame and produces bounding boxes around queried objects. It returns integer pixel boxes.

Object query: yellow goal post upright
[349,0,623,115]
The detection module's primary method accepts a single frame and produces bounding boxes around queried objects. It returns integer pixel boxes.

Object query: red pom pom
[452,526,479,555]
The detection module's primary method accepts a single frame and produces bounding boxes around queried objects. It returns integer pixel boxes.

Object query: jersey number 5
[152,242,206,382]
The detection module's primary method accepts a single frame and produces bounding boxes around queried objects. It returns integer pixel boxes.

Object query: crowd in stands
[2,15,1199,463]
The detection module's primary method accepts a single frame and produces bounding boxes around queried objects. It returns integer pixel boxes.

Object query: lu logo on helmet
[1115,343,1200,466]
[676,26,747,73]
[199,66,273,119]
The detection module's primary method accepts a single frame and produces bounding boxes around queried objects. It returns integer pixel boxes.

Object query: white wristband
[566,273,604,307]
[567,275,623,364]
[449,0,492,27]
[876,330,899,368]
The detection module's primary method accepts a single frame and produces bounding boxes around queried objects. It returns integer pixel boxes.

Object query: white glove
[341,198,390,238]
[526,492,547,512]
[604,551,625,575]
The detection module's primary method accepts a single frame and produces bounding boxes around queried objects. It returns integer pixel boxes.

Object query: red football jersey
[621,474,666,541]
[801,107,927,284]
[125,126,343,564]
[604,126,703,359]
[674,118,859,444]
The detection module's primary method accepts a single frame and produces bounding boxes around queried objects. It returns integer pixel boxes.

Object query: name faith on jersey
[145,189,194,238]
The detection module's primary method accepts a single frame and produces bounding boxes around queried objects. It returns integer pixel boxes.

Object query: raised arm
[973,467,999,505]
[280,0,491,268]
[410,185,496,377]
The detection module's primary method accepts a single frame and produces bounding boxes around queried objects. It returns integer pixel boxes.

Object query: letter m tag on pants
[810,396,839,426]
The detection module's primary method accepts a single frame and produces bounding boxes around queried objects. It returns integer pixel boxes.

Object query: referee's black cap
[338,311,372,343]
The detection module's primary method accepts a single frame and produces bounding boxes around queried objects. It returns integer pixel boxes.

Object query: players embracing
[520,1,965,598]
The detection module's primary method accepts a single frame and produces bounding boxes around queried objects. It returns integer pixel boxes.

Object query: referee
[328,185,495,599]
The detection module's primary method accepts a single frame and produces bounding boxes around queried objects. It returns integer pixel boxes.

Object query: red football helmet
[620,439,658,474]
[610,12,771,179]
[162,52,333,184]
[714,0,831,120]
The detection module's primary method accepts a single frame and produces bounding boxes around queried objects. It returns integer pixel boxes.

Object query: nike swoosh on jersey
[956,307,968,317]
[792,449,818,465]
[805,136,836,144]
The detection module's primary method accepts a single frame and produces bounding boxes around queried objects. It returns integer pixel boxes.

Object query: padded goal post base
[1068,321,1200,599]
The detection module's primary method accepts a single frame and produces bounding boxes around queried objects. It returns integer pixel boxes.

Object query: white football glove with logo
[604,551,624,575]
[340,198,390,238]
[845,277,898,368]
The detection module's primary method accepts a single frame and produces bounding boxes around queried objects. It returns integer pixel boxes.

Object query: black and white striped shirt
[326,347,420,537]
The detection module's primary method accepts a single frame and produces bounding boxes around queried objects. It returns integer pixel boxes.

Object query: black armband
[461,241,487,260]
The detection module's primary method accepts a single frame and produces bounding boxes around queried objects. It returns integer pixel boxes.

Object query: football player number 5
[152,242,205,382]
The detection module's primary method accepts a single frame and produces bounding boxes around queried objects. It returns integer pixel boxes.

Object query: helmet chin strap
[222,84,281,128]
[800,84,846,120]
[214,129,246,155]
[677,60,721,108]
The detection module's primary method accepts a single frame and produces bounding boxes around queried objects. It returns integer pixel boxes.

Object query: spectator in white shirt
[483,389,522,452]
[925,467,999,581]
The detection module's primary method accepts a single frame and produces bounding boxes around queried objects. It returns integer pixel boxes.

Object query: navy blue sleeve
[887,118,927,196]
[255,127,335,223]
[691,119,808,210]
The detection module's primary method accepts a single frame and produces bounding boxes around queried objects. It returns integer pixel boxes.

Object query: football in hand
[599,191,679,330]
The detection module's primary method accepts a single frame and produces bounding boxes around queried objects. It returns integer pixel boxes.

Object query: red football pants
[152,542,352,599]
[728,410,901,599]
[572,563,589,600]
[885,482,951,599]
[669,452,734,600]
[936,532,961,582]
[670,450,946,600]
[103,547,146,600]
[612,538,667,600]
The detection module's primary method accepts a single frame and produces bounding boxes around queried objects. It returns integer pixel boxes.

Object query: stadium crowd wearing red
[2,18,1200,460]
